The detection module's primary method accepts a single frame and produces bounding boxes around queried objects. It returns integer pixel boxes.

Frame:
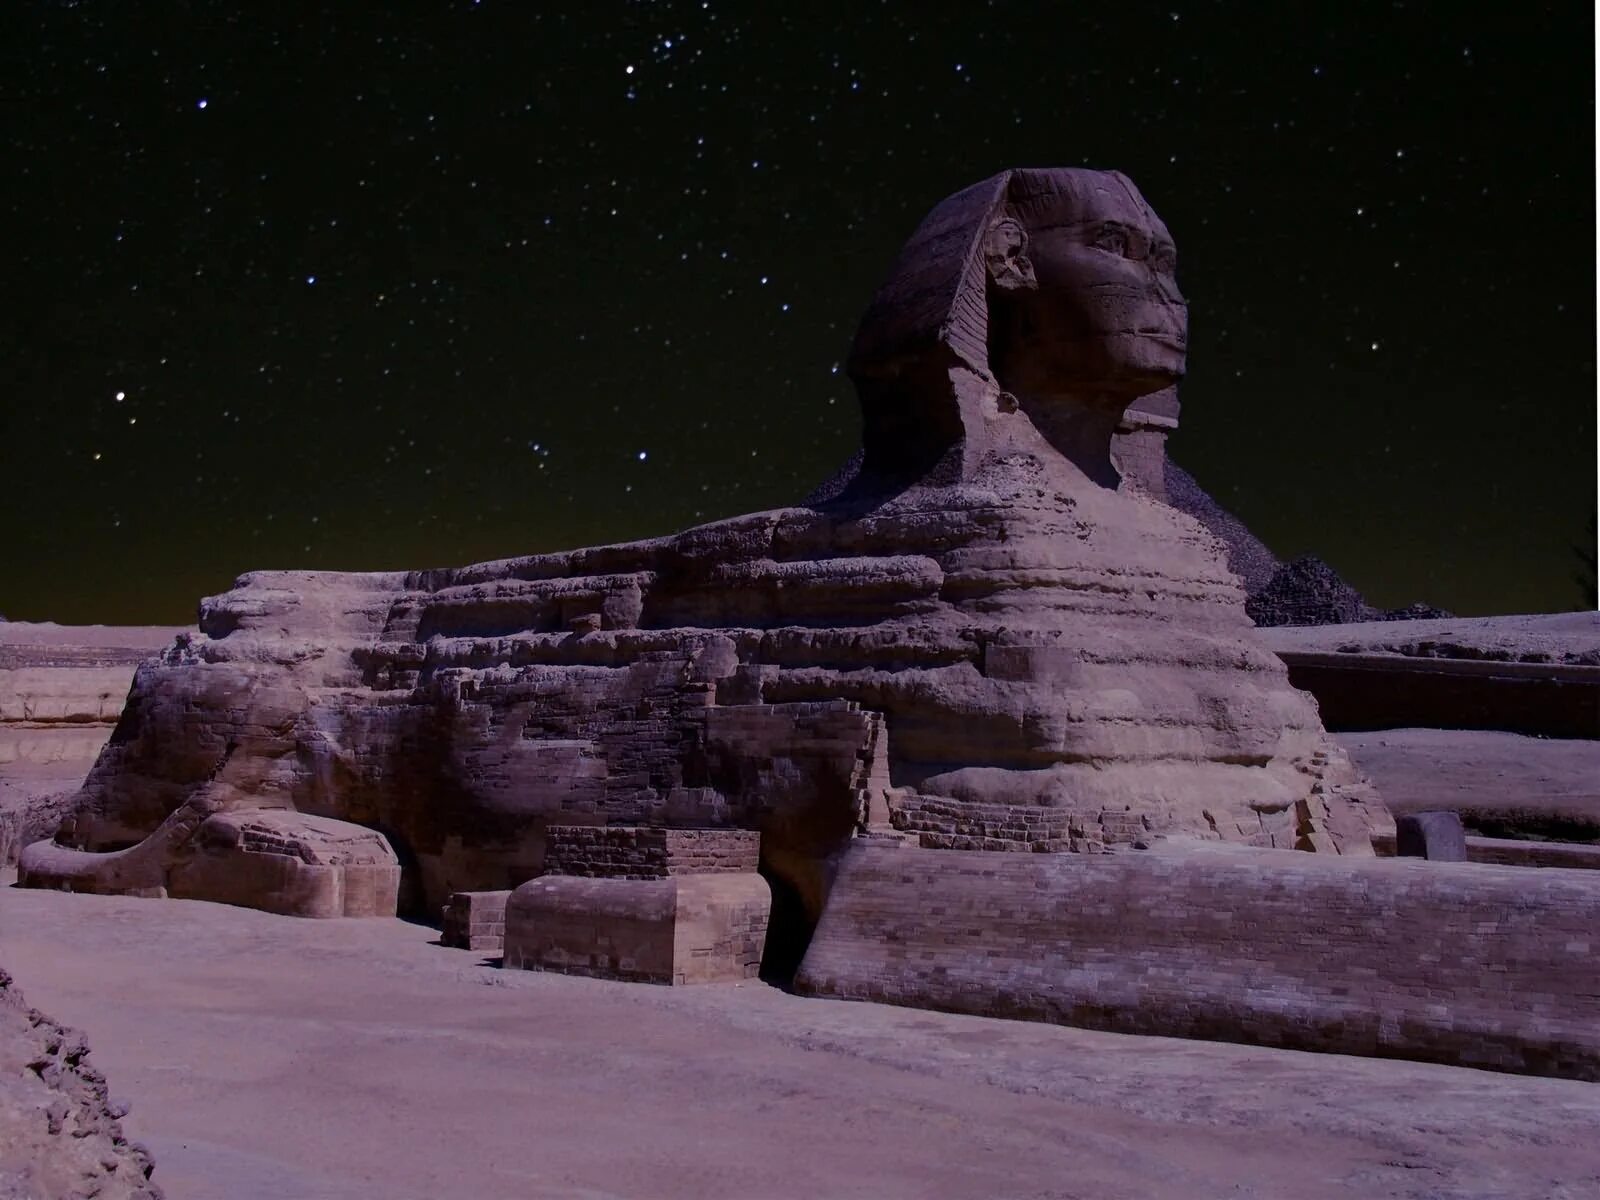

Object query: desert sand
[3,876,1597,1200]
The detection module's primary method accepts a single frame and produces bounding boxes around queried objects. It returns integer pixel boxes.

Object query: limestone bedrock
[20,168,1390,921]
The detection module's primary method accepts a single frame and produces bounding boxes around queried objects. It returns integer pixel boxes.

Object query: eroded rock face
[23,168,1391,920]
[0,967,162,1200]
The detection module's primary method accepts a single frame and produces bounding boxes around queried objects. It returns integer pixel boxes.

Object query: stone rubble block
[441,890,513,952]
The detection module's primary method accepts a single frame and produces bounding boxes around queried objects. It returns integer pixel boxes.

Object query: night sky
[6,2,1595,625]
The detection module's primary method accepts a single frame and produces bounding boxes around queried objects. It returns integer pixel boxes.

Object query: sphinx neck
[1012,392,1129,489]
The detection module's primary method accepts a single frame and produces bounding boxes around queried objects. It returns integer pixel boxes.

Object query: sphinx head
[846,168,1187,486]
[985,169,1186,402]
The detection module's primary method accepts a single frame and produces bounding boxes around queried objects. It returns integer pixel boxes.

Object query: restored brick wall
[890,794,1092,851]
[541,826,760,879]
[796,844,1600,1079]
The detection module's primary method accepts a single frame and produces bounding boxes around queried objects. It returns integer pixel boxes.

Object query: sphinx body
[22,169,1391,923]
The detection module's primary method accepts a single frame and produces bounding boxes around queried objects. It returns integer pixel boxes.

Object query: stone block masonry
[795,843,1600,1080]
[541,825,760,880]
[441,890,512,952]
[503,825,770,984]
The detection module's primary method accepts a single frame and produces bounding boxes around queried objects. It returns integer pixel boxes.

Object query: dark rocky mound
[1244,555,1455,628]
[1164,461,1449,627]
[1245,556,1454,628]
[1246,556,1372,628]
[0,967,161,1199]
[1162,460,1281,595]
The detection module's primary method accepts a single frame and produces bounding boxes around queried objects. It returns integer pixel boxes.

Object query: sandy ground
[3,881,1598,1200]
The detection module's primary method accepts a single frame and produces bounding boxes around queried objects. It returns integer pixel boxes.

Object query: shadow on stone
[758,865,816,989]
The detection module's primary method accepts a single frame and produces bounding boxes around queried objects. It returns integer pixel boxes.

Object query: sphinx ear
[983,217,1037,291]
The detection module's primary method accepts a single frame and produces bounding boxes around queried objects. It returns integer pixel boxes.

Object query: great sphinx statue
[20,168,1392,933]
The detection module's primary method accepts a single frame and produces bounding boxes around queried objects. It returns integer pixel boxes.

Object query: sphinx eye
[1092,226,1129,256]
[1150,245,1177,274]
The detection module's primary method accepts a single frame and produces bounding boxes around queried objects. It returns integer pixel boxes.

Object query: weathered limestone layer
[796,843,1600,1079]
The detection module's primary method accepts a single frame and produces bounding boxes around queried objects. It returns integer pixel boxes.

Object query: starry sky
[5,1,1595,625]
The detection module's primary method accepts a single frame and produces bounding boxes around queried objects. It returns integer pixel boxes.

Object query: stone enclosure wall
[796,843,1600,1079]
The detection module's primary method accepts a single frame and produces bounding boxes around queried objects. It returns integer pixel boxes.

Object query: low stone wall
[795,843,1600,1079]
[1369,832,1600,870]
[1462,838,1600,870]
[1454,837,1597,871]
[1372,829,1600,869]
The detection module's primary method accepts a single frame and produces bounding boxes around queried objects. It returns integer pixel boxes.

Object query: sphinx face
[989,174,1187,401]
